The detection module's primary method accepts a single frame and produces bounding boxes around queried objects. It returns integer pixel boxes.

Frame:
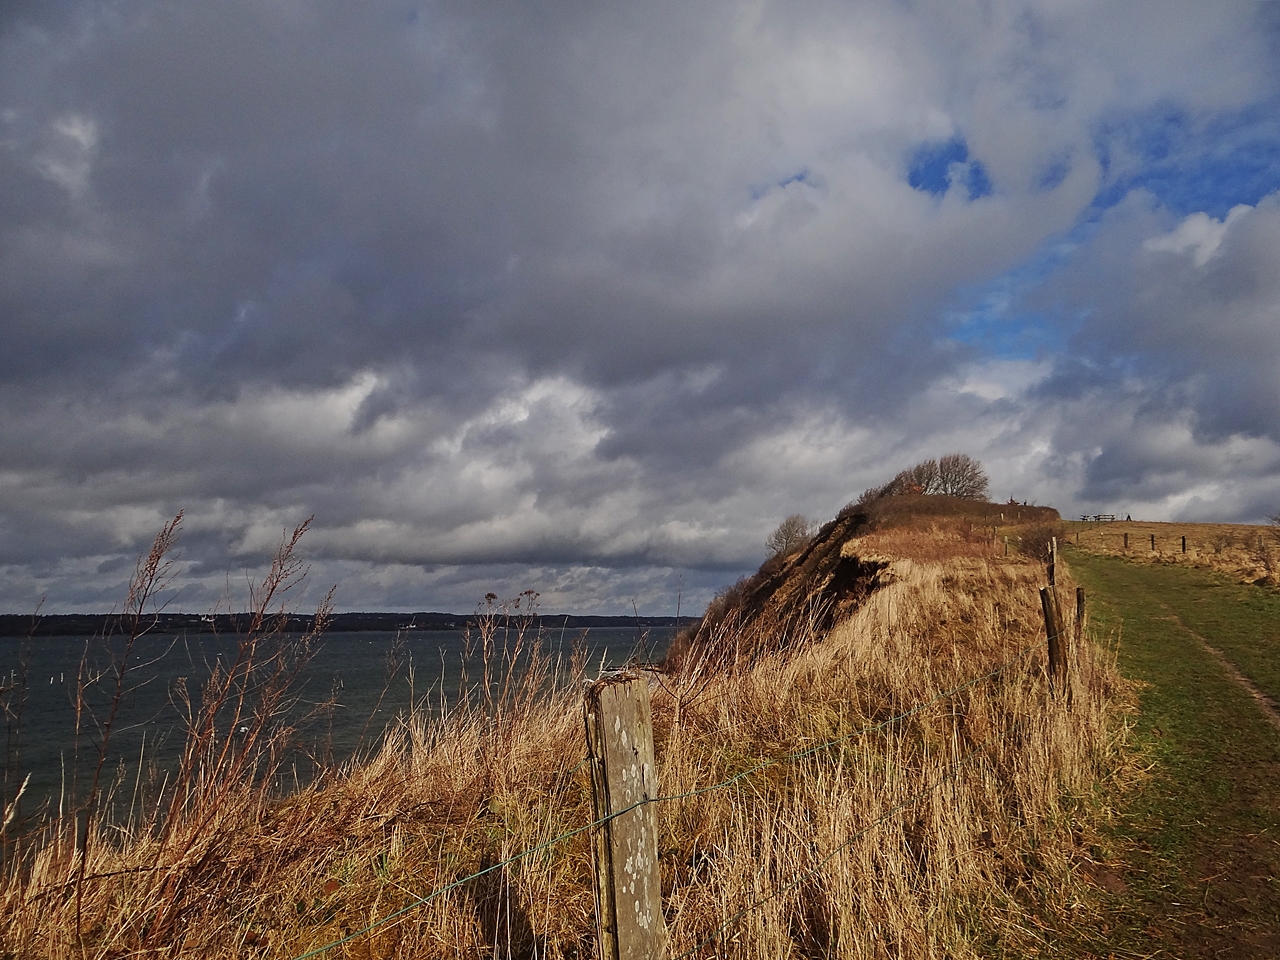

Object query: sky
[2,0,1280,616]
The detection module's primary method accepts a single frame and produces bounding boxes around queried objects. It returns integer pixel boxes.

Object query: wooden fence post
[1123,532,1128,550]
[1150,534,1156,551]
[1182,535,1187,554]
[1047,536,1058,586]
[1040,587,1068,696]
[1075,587,1086,640]
[584,675,668,960]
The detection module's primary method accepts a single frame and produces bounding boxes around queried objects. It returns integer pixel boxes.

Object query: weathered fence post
[1040,587,1069,696]
[1075,587,1086,640]
[1123,532,1128,550]
[584,674,667,960]
[1047,536,1058,586]
[1182,535,1187,554]
[1150,534,1156,551]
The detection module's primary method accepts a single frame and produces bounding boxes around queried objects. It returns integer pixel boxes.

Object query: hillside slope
[667,494,1060,669]
[2,498,1119,960]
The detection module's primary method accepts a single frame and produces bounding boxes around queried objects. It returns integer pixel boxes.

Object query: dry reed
[0,528,1125,959]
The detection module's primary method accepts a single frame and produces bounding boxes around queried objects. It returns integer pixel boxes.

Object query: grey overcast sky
[3,1,1280,615]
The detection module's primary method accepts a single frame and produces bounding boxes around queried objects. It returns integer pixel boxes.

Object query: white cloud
[1144,204,1252,266]
[33,113,98,196]
[951,359,1051,402]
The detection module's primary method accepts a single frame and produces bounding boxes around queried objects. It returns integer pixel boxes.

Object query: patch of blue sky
[1091,101,1280,218]
[967,159,993,200]
[777,169,810,189]
[907,137,993,201]
[947,99,1280,363]
[941,299,1068,363]
[938,225,1097,361]
[1036,154,1072,192]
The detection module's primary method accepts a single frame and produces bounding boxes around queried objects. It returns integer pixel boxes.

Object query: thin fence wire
[668,734,997,960]
[287,807,606,960]
[288,639,1041,960]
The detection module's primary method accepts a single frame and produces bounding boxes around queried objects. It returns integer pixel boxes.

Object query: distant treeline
[0,611,690,638]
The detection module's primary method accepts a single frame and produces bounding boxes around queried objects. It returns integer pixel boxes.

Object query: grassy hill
[1,497,1128,959]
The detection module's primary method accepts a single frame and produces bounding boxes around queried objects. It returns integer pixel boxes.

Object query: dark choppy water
[0,625,670,822]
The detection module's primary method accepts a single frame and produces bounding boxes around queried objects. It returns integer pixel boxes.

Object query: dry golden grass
[0,531,1126,959]
[846,524,1004,564]
[654,556,1124,959]
[1067,519,1279,584]
[848,502,1062,567]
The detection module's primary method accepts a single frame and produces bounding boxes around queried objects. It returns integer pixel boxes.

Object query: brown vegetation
[0,501,1125,959]
[666,494,1061,673]
[1068,518,1280,585]
[664,508,889,673]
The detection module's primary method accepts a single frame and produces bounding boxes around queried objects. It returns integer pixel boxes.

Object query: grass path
[1064,550,1280,958]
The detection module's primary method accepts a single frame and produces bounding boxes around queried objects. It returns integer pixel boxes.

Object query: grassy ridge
[0,515,1126,958]
[1065,550,1280,958]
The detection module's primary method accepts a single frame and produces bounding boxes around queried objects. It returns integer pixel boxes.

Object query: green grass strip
[1065,550,1280,959]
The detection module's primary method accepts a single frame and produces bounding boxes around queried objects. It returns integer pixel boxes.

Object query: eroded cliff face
[665,507,890,671]
[665,493,1063,672]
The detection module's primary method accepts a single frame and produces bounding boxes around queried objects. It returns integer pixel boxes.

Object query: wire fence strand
[288,639,1039,960]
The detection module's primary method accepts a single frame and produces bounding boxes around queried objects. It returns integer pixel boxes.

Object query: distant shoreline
[0,611,689,638]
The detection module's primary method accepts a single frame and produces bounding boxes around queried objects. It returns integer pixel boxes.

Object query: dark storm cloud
[2,3,514,387]
[3,0,1280,611]
[0,0,1094,392]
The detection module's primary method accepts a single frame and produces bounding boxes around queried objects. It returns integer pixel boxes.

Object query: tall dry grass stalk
[0,540,1124,958]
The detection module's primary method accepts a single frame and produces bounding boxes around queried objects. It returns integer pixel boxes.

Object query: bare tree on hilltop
[766,514,814,557]
[858,453,990,503]
[903,458,940,494]
[937,453,989,499]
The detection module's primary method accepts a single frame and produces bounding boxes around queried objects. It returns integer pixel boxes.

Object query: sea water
[0,625,671,821]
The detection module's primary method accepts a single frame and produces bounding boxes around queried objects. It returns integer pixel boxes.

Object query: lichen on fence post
[584,674,668,960]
